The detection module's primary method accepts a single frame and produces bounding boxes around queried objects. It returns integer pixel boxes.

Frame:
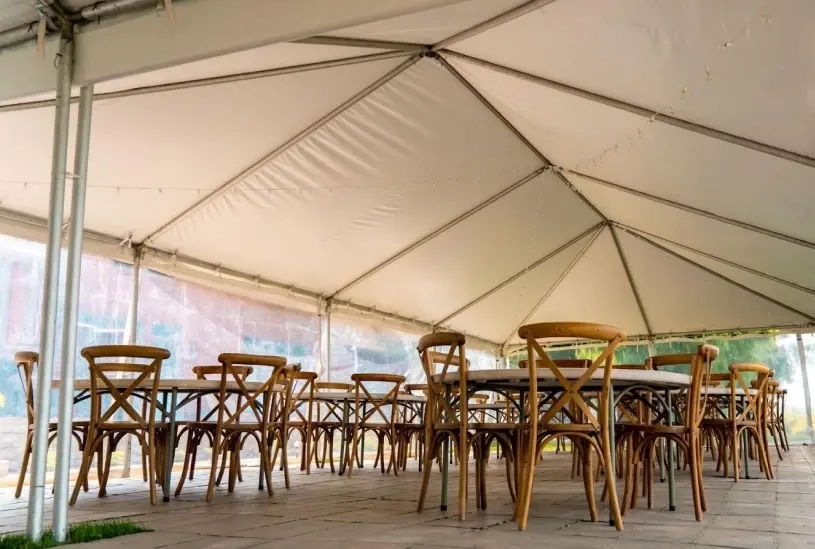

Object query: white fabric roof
[0,0,813,351]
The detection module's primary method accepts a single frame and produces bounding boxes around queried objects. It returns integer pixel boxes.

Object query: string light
[571,4,773,173]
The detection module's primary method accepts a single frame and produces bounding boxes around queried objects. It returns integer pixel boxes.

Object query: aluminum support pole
[27,35,73,541]
[51,84,93,542]
[797,334,815,444]
[121,249,142,478]
[326,305,332,382]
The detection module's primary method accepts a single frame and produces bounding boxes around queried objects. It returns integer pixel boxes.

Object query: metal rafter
[435,52,609,222]
[567,169,815,252]
[501,223,605,346]
[331,167,547,299]
[436,221,604,326]
[612,222,815,298]
[295,35,428,53]
[432,0,560,51]
[609,224,653,336]
[0,50,411,114]
[443,50,815,170]
[143,54,420,245]
[619,227,815,323]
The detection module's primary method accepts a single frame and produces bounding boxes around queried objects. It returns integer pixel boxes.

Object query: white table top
[55,379,284,393]
[434,368,691,389]
[309,391,425,403]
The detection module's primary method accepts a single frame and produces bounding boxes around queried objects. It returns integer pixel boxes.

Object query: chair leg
[175,433,195,496]
[71,434,98,506]
[205,430,222,503]
[582,439,598,522]
[15,435,32,499]
[280,429,292,490]
[147,428,158,506]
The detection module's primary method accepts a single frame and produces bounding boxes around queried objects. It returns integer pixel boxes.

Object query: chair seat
[703,418,756,428]
[185,422,264,431]
[97,421,170,430]
[435,422,517,431]
[539,423,598,433]
[619,424,687,435]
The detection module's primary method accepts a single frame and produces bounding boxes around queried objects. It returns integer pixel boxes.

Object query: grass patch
[0,520,150,549]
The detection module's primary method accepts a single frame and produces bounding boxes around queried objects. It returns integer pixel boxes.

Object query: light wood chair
[70,345,171,505]
[174,364,254,496]
[515,322,625,531]
[396,384,426,472]
[184,353,288,502]
[621,345,719,521]
[14,351,91,498]
[416,332,517,520]
[310,382,353,472]
[281,370,317,474]
[702,363,773,482]
[345,373,405,476]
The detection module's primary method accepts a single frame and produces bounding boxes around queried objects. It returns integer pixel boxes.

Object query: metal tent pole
[797,334,815,444]
[52,84,93,542]
[26,34,74,541]
[121,248,142,477]
[326,303,332,381]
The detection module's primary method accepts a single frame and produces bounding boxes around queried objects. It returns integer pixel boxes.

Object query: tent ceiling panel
[646,233,815,320]
[0,56,406,240]
[513,227,648,343]
[93,42,387,96]
[445,229,595,342]
[152,58,541,294]
[615,229,811,334]
[569,173,815,291]
[448,54,815,243]
[344,172,600,324]
[330,0,528,45]
[451,0,815,158]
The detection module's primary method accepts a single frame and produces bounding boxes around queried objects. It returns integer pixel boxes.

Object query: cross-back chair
[621,345,719,521]
[14,351,92,498]
[280,370,317,474]
[70,345,171,505]
[416,332,517,520]
[345,373,405,477]
[174,364,254,496]
[515,322,625,531]
[702,363,773,482]
[188,353,288,502]
[396,383,427,472]
[310,381,353,472]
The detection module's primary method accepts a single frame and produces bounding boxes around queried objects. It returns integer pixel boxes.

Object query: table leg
[338,399,350,476]
[163,388,178,502]
[608,384,617,527]
[665,388,676,511]
[441,385,451,511]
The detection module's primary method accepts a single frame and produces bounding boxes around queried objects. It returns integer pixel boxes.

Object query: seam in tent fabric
[610,225,653,336]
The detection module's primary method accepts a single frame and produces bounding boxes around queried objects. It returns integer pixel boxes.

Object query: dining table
[434,367,693,523]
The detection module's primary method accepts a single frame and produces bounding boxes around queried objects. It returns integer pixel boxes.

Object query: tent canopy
[0,0,813,352]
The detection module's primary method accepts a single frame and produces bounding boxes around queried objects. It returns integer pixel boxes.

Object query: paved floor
[2,446,814,548]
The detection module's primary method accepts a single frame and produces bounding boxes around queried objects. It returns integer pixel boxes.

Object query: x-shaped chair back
[285,370,316,424]
[518,322,625,430]
[727,363,771,424]
[350,373,405,426]
[83,345,171,430]
[214,353,287,429]
[417,332,468,428]
[15,351,38,427]
[192,365,254,422]
[647,344,719,430]
[315,382,352,423]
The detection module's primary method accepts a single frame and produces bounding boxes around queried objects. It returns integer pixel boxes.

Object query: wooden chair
[416,332,517,520]
[310,382,353,472]
[777,388,790,452]
[702,363,773,482]
[515,322,625,531]
[70,345,171,505]
[174,364,254,496]
[281,370,317,474]
[396,384,426,472]
[184,353,288,502]
[14,352,91,498]
[764,379,785,460]
[345,373,405,476]
[621,345,719,521]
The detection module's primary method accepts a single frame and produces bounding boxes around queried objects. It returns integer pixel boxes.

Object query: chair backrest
[518,322,625,430]
[214,353,287,428]
[417,331,467,428]
[192,364,254,421]
[15,351,38,427]
[82,345,171,429]
[350,373,405,426]
[729,362,771,424]
[315,382,353,392]
[645,344,719,429]
[286,370,317,424]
